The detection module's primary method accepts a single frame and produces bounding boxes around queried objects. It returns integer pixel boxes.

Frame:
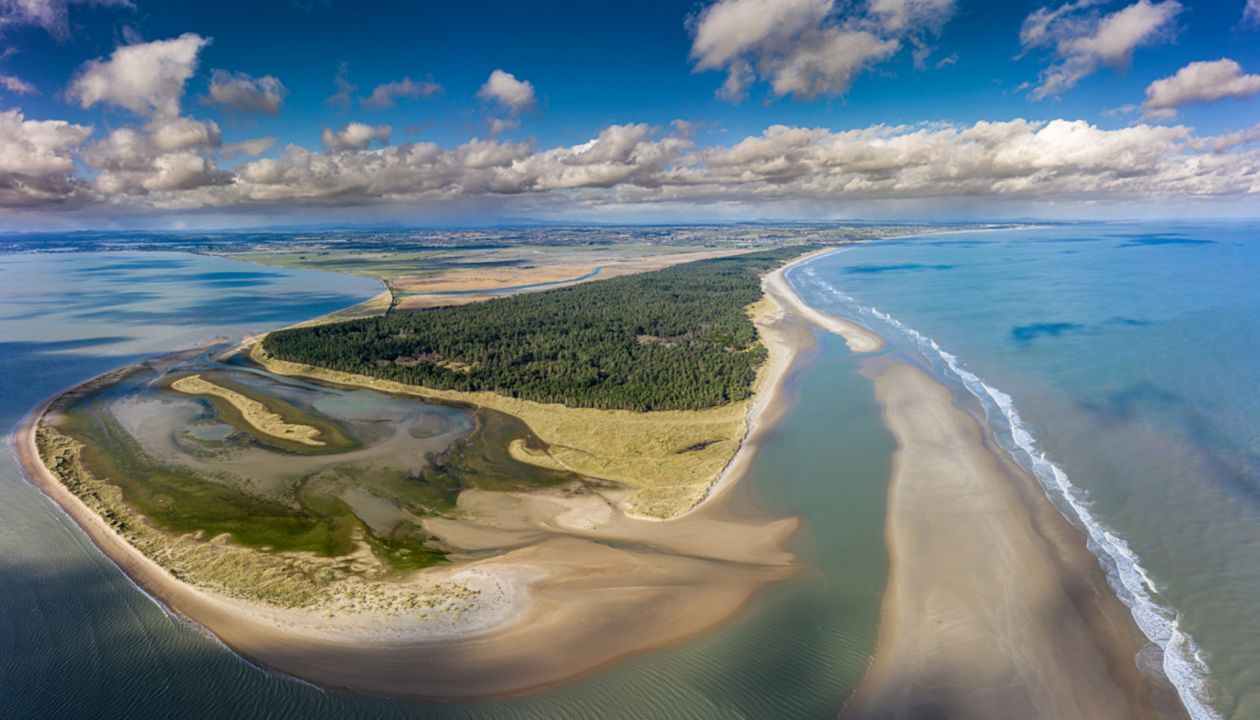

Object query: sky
[0,0,1258,229]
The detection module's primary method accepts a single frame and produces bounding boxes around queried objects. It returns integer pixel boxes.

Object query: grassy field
[253,342,753,518]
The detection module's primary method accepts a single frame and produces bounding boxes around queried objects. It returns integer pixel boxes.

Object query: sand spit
[17,285,811,699]
[171,374,325,446]
[764,253,884,353]
[843,362,1183,720]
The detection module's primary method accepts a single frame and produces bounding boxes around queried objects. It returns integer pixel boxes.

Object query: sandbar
[171,374,325,446]
[843,363,1183,719]
[764,251,884,353]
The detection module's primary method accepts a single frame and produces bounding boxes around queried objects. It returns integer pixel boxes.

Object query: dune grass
[252,342,750,518]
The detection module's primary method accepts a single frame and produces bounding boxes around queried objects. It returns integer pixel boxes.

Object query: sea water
[0,249,896,718]
[787,222,1260,720]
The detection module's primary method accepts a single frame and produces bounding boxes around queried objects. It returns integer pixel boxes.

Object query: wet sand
[16,284,811,699]
[842,363,1177,719]
[765,253,884,353]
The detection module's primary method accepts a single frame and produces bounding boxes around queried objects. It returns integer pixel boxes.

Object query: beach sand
[16,278,811,699]
[764,253,884,353]
[843,362,1182,720]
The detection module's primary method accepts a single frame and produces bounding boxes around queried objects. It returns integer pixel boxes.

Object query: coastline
[771,252,1187,719]
[765,249,885,353]
[14,270,810,699]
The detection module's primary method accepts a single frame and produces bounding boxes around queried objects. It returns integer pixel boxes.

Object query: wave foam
[800,272,1220,720]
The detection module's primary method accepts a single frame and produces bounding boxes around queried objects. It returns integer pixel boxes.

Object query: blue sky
[1,0,1258,228]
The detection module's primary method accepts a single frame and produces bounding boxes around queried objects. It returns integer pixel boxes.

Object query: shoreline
[769,250,1188,718]
[14,269,811,699]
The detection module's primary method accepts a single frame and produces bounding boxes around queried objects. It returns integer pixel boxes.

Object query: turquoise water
[0,250,895,718]
[788,223,1260,720]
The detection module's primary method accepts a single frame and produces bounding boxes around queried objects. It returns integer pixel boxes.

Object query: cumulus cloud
[68,33,209,119]
[80,116,227,196]
[477,69,535,113]
[361,76,442,110]
[219,136,275,158]
[0,108,90,175]
[321,122,391,151]
[4,112,1259,214]
[0,108,91,206]
[149,116,220,152]
[488,117,520,136]
[0,0,132,40]
[204,69,286,115]
[689,0,956,101]
[1143,59,1260,118]
[0,73,35,94]
[1021,0,1181,99]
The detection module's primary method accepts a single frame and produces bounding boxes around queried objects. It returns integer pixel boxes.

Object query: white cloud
[1143,59,1260,118]
[0,73,35,94]
[204,69,286,115]
[321,122,391,151]
[140,151,226,191]
[80,115,226,196]
[68,33,209,119]
[361,76,442,110]
[1246,0,1260,26]
[219,136,275,158]
[5,112,1259,214]
[1021,0,1181,99]
[488,117,520,136]
[149,116,220,152]
[0,0,132,39]
[0,108,90,175]
[477,69,535,113]
[689,0,956,101]
[0,108,92,207]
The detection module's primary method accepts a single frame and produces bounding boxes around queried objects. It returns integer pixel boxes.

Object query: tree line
[263,247,807,411]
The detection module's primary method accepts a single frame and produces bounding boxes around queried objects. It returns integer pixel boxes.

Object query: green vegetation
[52,370,581,573]
[59,389,362,556]
[263,248,806,411]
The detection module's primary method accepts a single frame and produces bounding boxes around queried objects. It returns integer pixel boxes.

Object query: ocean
[787,222,1260,720]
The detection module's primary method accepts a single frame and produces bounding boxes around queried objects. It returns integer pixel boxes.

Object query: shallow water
[790,223,1260,720]
[0,250,895,718]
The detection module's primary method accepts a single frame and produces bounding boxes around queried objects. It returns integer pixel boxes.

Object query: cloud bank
[3,109,1256,217]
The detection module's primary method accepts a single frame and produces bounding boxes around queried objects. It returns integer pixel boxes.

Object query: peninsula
[19,248,811,697]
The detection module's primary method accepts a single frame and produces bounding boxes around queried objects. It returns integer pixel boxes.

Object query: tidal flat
[46,347,583,583]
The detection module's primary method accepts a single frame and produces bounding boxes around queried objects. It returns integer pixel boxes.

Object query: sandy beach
[16,278,811,699]
[843,362,1179,719]
[764,251,884,353]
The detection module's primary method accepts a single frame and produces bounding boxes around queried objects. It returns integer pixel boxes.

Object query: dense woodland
[264,247,807,411]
